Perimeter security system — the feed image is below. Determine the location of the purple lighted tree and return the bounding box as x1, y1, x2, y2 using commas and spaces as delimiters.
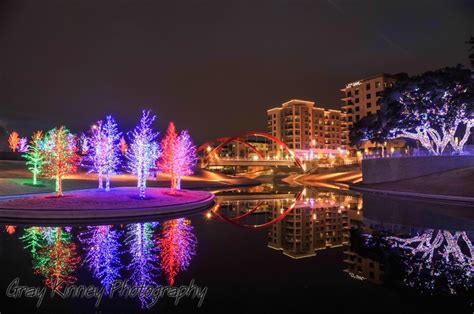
87, 116, 122, 191
174, 130, 197, 190
126, 223, 159, 308
126, 110, 160, 199
79, 225, 123, 293
18, 137, 29, 153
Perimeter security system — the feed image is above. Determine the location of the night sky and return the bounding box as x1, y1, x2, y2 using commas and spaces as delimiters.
0, 0, 473, 145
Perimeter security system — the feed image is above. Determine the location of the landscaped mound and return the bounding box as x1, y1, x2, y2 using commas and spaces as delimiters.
0, 187, 214, 219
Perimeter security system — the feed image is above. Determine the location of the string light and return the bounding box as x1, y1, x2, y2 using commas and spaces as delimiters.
126, 110, 160, 199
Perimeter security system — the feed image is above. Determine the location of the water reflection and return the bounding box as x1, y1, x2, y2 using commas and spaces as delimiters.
79, 225, 123, 293
28, 227, 81, 291
210, 184, 473, 296
9, 220, 199, 309
126, 223, 160, 307
1, 183, 473, 311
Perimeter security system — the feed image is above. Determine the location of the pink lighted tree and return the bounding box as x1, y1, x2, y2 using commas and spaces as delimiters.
157, 123, 196, 194
157, 122, 179, 193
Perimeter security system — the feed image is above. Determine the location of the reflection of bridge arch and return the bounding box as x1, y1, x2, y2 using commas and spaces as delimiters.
210, 192, 303, 229
198, 131, 303, 169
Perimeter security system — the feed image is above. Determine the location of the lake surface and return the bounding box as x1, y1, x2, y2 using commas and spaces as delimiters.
0, 183, 472, 313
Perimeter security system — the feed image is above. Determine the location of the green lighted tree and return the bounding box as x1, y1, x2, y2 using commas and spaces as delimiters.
20, 227, 46, 257
23, 131, 45, 185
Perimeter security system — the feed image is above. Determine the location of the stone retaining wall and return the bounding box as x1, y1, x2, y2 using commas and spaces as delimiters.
362, 155, 474, 184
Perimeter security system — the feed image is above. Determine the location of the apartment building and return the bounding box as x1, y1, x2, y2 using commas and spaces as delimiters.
341, 73, 402, 127
266, 99, 349, 157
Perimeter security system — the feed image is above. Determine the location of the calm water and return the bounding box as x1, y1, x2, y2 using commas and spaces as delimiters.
0, 184, 473, 314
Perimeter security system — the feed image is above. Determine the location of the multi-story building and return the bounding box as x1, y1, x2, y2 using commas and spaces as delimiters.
266, 99, 349, 158
267, 190, 360, 259
341, 73, 408, 152
343, 251, 385, 284
341, 73, 401, 127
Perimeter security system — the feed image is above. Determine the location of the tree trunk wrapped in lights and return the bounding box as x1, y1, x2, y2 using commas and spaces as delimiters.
42, 127, 81, 197
126, 110, 160, 199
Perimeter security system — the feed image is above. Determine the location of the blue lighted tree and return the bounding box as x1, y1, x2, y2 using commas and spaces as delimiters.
126, 223, 159, 308
126, 110, 160, 199
79, 225, 123, 293
87, 116, 122, 191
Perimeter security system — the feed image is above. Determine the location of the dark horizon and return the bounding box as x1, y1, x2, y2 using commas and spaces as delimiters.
0, 0, 473, 144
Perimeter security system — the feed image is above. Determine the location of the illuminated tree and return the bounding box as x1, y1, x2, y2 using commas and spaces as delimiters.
126, 110, 160, 199
157, 123, 196, 193
126, 223, 159, 308
157, 218, 197, 285
5, 225, 16, 235
175, 130, 196, 190
353, 66, 474, 155
20, 227, 45, 257
79, 133, 90, 155
42, 126, 81, 196
386, 230, 473, 294
80, 225, 123, 293
34, 227, 81, 291
157, 122, 179, 193
87, 116, 122, 191
8, 131, 20, 152
23, 131, 45, 185
18, 137, 29, 152
119, 136, 128, 155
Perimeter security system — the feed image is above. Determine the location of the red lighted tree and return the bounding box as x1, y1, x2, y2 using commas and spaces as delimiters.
8, 131, 20, 152
157, 123, 196, 193
5, 225, 17, 235
157, 122, 179, 193
157, 219, 197, 285
42, 127, 81, 196
34, 228, 81, 291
